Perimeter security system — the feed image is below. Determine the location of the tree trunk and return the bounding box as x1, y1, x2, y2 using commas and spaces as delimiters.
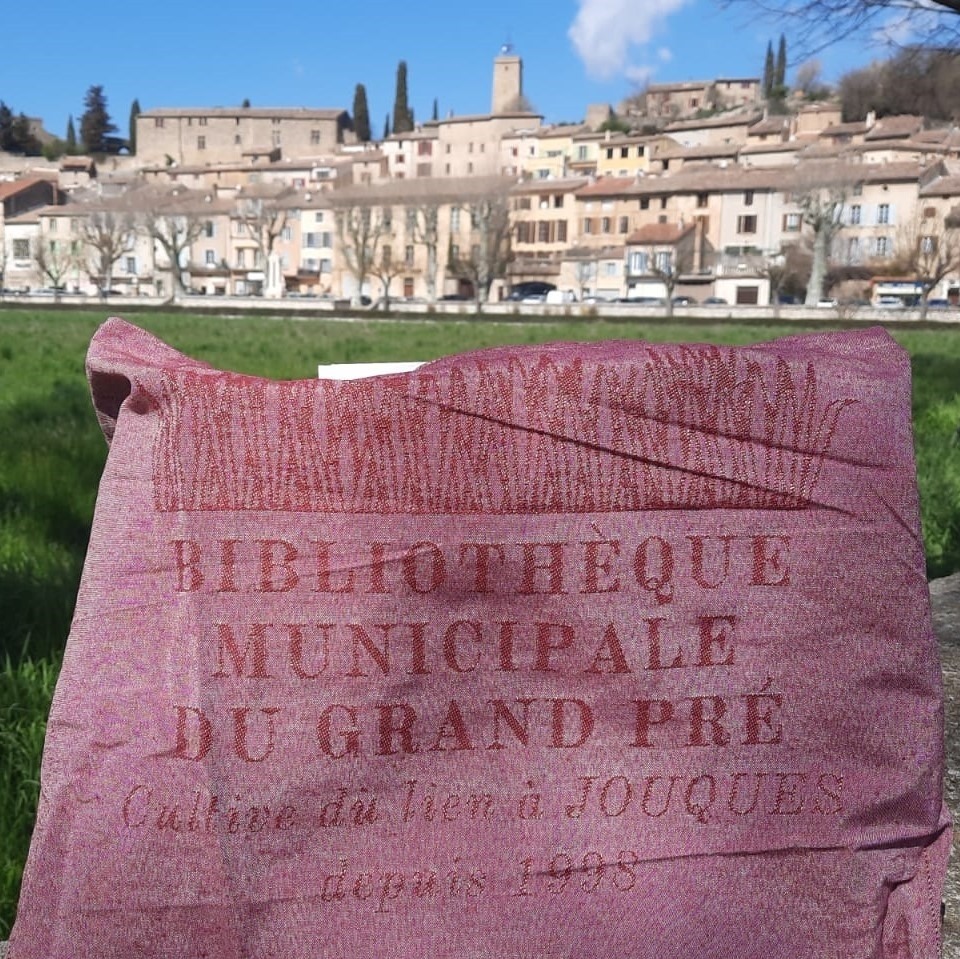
425, 245, 437, 303
805, 228, 829, 306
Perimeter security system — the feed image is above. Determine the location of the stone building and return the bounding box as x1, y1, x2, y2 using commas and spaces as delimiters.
134, 107, 352, 167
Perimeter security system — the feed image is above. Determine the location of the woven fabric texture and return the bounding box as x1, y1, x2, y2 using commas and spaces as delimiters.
9, 319, 950, 958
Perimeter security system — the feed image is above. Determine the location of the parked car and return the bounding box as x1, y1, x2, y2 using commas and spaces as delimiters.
507, 281, 556, 301
816, 298, 838, 308
702, 296, 728, 306
617, 296, 665, 305
440, 293, 471, 301
927, 298, 952, 309
875, 296, 906, 310
671, 295, 697, 306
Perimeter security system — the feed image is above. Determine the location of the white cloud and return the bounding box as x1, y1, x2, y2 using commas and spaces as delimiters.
568, 0, 690, 80
657, 47, 673, 63
625, 64, 654, 86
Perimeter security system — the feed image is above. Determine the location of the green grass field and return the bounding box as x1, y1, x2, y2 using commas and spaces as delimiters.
1, 307, 959, 935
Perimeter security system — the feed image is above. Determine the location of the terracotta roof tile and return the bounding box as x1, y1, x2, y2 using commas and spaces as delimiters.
0, 177, 54, 200
142, 107, 347, 120
625, 222, 696, 244
820, 120, 869, 137
864, 115, 923, 141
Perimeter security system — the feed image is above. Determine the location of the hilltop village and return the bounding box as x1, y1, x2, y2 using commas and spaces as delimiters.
2, 50, 960, 308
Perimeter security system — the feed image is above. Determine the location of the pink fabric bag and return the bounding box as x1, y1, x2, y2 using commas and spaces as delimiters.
11, 318, 950, 958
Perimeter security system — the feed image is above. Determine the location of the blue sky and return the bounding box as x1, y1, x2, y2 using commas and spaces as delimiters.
3, 0, 881, 139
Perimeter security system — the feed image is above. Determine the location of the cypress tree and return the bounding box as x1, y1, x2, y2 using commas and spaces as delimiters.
0, 103, 12, 152
775, 34, 787, 91
392, 60, 413, 134
763, 42, 775, 98
383, 113, 391, 140
353, 83, 371, 142
66, 115, 77, 151
242, 98, 251, 108
79, 85, 117, 153
432, 98, 439, 121
128, 98, 141, 154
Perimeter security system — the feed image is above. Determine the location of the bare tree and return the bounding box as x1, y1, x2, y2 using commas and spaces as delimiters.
234, 186, 293, 273
651, 254, 681, 317
83, 210, 135, 297
573, 256, 596, 300
898, 211, 960, 319
627, 224, 697, 316
839, 47, 960, 122
409, 202, 440, 303
33, 238, 75, 297
793, 59, 828, 99
789, 167, 853, 305
449, 191, 513, 310
132, 190, 206, 300
761, 254, 790, 317
719, 0, 960, 54
334, 203, 389, 307
369, 236, 407, 310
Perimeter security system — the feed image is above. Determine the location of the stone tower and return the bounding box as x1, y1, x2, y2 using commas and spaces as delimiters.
491, 44, 523, 115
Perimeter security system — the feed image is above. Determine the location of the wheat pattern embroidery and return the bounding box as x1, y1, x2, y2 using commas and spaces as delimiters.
151, 345, 855, 514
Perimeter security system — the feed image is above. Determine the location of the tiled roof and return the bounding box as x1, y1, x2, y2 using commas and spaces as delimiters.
59, 157, 96, 171
564, 244, 626, 259
326, 174, 518, 206
864, 115, 923, 141
142, 107, 347, 119
664, 110, 763, 132
576, 176, 638, 197
0, 177, 54, 200
535, 124, 590, 139
859, 138, 942, 154
747, 117, 789, 137
512, 177, 590, 194
740, 140, 804, 155
920, 174, 960, 197
657, 141, 742, 160
647, 81, 711, 92
626, 222, 696, 245
820, 121, 869, 137
438, 111, 541, 125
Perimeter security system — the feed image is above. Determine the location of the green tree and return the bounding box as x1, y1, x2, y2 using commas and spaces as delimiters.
0, 104, 40, 155
0, 103, 12, 150
353, 83, 371, 142
10, 114, 40, 155
432, 97, 439, 121
392, 60, 413, 134
79, 85, 117, 153
775, 34, 787, 90
128, 99, 141, 155
242, 98, 251, 108
66, 115, 77, 152
598, 115, 631, 134
383, 113, 391, 140
763, 41, 775, 97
